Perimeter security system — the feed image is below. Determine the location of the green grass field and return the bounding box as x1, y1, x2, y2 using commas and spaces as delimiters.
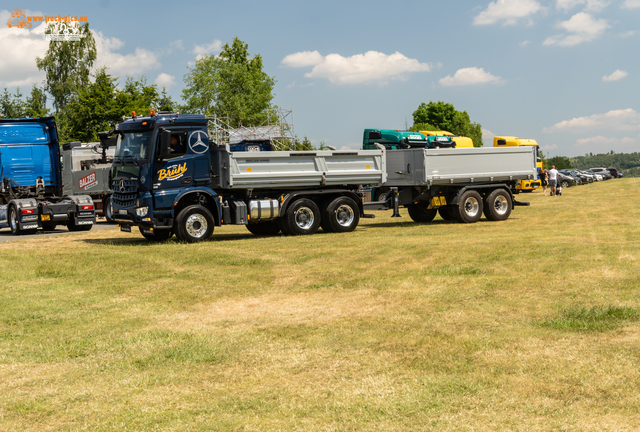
1, 178, 639, 431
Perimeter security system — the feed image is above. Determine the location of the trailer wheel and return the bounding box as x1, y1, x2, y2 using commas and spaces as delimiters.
246, 221, 281, 236
175, 205, 214, 243
407, 201, 437, 223
455, 190, 483, 223
281, 198, 320, 235
139, 227, 173, 241
41, 221, 58, 231
67, 220, 92, 232
438, 205, 456, 221
322, 196, 360, 233
483, 189, 512, 221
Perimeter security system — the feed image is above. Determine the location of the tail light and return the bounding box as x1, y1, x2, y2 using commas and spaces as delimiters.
20, 209, 34, 215
82, 205, 94, 210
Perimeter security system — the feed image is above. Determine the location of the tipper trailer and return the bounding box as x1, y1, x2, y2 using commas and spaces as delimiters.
110, 112, 537, 242
0, 117, 96, 234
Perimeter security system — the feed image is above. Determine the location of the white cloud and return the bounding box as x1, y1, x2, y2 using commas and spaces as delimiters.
574, 135, 636, 147
473, 0, 543, 25
154, 73, 175, 89
620, 30, 636, 37
439, 67, 503, 87
520, 40, 531, 46
193, 40, 222, 55
622, 0, 640, 8
555, 0, 610, 12
482, 128, 495, 145
602, 70, 628, 82
92, 30, 160, 75
543, 12, 609, 46
281, 50, 431, 85
0, 10, 48, 87
544, 108, 640, 132
281, 50, 324, 68
170, 39, 184, 50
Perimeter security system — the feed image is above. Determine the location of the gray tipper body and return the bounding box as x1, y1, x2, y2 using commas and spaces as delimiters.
382, 146, 537, 187
61, 143, 114, 196
210, 146, 386, 189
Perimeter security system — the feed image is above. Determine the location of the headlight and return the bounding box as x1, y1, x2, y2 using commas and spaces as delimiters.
136, 206, 149, 217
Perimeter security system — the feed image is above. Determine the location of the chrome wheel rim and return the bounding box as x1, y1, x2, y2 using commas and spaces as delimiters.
294, 207, 314, 230
464, 197, 480, 217
494, 195, 509, 216
335, 205, 355, 227
10, 209, 16, 231
186, 214, 207, 238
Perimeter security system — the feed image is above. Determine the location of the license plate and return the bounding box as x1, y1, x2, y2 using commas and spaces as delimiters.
119, 209, 127, 215
120, 225, 132, 232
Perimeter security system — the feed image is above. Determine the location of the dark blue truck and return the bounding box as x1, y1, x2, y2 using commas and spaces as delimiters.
0, 117, 96, 234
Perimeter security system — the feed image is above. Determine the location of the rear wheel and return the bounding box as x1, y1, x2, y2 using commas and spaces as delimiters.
407, 201, 437, 223
246, 221, 281, 236
175, 205, 214, 243
483, 189, 512, 221
280, 198, 321, 235
454, 190, 483, 223
104, 197, 114, 222
139, 227, 173, 241
321, 196, 360, 233
561, 180, 570, 188
8, 206, 36, 235
438, 205, 456, 221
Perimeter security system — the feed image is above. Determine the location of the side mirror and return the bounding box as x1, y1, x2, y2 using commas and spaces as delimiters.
159, 130, 171, 158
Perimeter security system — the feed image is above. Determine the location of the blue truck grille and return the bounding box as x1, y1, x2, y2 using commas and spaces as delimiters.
111, 180, 137, 208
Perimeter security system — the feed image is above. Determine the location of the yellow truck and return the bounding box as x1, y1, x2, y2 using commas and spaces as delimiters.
493, 136, 542, 191
420, 131, 474, 148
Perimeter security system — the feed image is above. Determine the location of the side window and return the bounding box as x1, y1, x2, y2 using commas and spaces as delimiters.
159, 131, 188, 159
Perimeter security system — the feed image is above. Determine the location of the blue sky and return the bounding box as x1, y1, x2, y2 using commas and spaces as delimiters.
1, 0, 639, 157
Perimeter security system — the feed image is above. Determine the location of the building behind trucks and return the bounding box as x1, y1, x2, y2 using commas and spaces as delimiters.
493, 136, 543, 192
61, 132, 117, 220
109, 112, 536, 242
0, 117, 96, 234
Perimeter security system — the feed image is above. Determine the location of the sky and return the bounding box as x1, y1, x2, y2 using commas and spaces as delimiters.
1, 0, 639, 157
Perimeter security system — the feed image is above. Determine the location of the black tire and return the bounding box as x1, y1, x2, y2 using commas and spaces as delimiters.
321, 196, 360, 233
374, 188, 388, 202
246, 221, 281, 236
41, 221, 58, 231
483, 189, 512, 221
9, 206, 20, 235
438, 205, 456, 221
67, 220, 92, 231
104, 197, 114, 223
174, 205, 214, 243
561, 180, 570, 188
407, 201, 437, 223
454, 190, 483, 223
139, 227, 173, 241
280, 198, 321, 236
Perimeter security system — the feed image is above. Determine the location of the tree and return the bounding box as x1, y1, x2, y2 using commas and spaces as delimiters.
36, 22, 96, 113
546, 156, 572, 170
412, 101, 483, 147
157, 87, 175, 112
25, 85, 49, 118
181, 37, 276, 127
64, 68, 159, 142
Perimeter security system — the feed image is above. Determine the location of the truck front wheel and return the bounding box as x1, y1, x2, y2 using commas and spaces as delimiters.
321, 196, 360, 233
280, 198, 320, 235
454, 190, 483, 223
407, 202, 437, 223
483, 189, 512, 221
139, 227, 173, 241
175, 205, 214, 243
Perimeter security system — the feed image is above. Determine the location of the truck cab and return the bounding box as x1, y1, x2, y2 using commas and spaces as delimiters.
110, 112, 222, 241
493, 136, 543, 191
362, 129, 456, 150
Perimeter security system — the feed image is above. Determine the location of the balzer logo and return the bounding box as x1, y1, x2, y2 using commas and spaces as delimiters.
158, 163, 187, 181
79, 172, 97, 190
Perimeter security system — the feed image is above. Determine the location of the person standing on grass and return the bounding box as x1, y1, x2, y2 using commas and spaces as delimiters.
540, 169, 549, 196
549, 165, 559, 196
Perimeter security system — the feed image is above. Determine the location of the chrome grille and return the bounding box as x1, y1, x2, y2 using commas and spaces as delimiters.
111, 179, 138, 208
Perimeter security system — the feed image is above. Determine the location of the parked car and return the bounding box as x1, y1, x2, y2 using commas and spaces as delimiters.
557, 172, 578, 188
575, 170, 595, 183
560, 169, 585, 185
589, 167, 612, 180
606, 167, 620, 178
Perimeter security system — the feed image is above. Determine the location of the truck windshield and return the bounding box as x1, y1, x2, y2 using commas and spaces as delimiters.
114, 131, 152, 163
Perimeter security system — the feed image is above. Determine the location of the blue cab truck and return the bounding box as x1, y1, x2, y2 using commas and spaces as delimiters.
109, 112, 386, 242
0, 117, 96, 234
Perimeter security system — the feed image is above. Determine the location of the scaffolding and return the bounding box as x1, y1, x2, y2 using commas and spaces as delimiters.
207, 108, 296, 151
